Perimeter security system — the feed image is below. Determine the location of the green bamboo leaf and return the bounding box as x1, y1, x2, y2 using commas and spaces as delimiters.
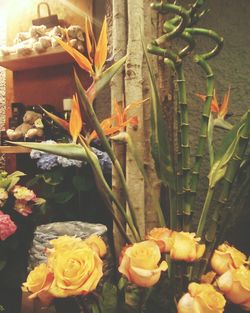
41, 169, 64, 186
0, 178, 11, 189
8, 171, 26, 178
142, 37, 176, 190
208, 122, 245, 188
7, 177, 21, 191
7, 142, 88, 161
213, 113, 247, 162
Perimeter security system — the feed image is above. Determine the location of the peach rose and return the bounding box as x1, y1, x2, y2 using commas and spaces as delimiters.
22, 263, 54, 305
217, 265, 250, 310
146, 227, 173, 252
118, 240, 168, 288
49, 243, 103, 297
211, 243, 247, 275
169, 231, 205, 262
177, 282, 226, 313
84, 235, 107, 257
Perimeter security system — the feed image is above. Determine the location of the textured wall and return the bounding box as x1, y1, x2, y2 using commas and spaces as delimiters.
175, 0, 250, 218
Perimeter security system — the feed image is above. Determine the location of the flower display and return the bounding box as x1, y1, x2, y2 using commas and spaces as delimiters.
169, 232, 205, 262
211, 243, 247, 275
23, 235, 106, 303
118, 240, 168, 287
147, 228, 205, 262
146, 227, 173, 253
0, 210, 17, 240
177, 282, 226, 313
217, 265, 250, 310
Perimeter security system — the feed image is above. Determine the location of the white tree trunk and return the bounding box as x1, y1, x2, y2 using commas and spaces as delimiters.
125, 0, 145, 237
111, 0, 127, 256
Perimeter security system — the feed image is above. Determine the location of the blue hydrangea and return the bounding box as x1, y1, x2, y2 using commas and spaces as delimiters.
36, 154, 59, 170
57, 156, 83, 168
91, 147, 112, 176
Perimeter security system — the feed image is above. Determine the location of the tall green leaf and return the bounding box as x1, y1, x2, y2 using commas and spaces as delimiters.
208, 114, 247, 188
142, 38, 176, 190
8, 142, 88, 161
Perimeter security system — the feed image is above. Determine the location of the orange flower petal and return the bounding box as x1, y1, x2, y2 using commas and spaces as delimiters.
69, 94, 82, 143
94, 16, 108, 74
85, 17, 95, 62
219, 86, 230, 119
42, 108, 69, 131
57, 37, 93, 74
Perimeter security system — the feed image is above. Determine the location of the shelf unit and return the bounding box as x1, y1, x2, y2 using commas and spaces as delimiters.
0, 46, 74, 71
0, 146, 31, 154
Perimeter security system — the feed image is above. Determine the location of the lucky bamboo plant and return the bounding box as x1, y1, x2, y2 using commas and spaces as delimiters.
12, 1, 250, 312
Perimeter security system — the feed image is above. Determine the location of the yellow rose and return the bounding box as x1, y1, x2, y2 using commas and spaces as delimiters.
169, 231, 205, 262
84, 235, 107, 257
217, 265, 250, 310
49, 243, 103, 297
146, 227, 173, 253
177, 282, 226, 313
118, 240, 168, 288
211, 243, 247, 275
22, 263, 54, 305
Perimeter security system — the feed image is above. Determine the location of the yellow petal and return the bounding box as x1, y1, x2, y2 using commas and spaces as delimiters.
85, 17, 95, 62
94, 16, 107, 74
69, 94, 82, 143
57, 37, 93, 74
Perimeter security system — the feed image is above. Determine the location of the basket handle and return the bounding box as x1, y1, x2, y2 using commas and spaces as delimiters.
37, 2, 51, 18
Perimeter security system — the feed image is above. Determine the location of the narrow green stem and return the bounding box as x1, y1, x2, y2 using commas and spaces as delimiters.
196, 187, 214, 238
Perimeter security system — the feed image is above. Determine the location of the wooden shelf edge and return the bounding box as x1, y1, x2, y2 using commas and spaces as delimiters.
0, 146, 31, 154
0, 46, 74, 71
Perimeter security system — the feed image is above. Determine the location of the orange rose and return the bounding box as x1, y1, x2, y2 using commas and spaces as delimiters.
177, 282, 226, 313
169, 231, 205, 262
49, 243, 103, 297
22, 263, 54, 305
84, 235, 107, 257
211, 243, 247, 275
217, 265, 250, 310
118, 240, 168, 288
146, 227, 173, 252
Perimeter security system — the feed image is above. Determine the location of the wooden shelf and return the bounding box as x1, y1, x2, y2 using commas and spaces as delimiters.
0, 146, 31, 154
0, 46, 74, 71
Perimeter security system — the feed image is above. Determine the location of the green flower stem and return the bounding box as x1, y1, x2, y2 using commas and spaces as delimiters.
79, 136, 138, 243
75, 73, 142, 240
196, 187, 215, 238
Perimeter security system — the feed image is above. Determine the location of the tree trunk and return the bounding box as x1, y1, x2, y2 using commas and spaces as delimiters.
111, 0, 127, 256
125, 0, 145, 237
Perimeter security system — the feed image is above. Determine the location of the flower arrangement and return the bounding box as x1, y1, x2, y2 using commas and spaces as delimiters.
23, 235, 106, 301
12, 0, 250, 312
0, 170, 45, 285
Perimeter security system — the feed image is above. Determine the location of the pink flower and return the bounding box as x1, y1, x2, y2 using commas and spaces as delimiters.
14, 200, 33, 216
12, 185, 36, 201
0, 210, 17, 240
